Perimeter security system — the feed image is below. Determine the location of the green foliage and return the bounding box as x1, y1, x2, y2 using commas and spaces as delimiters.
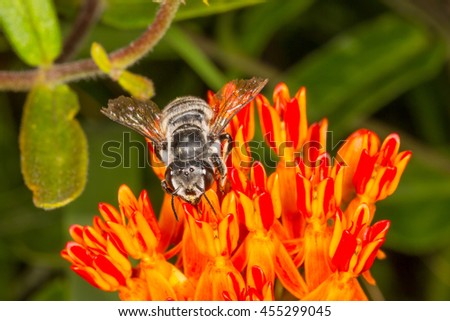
165, 27, 227, 90
0, 0, 61, 66
91, 42, 155, 99
285, 14, 446, 131
101, 0, 266, 29
239, 0, 315, 55
19, 85, 88, 209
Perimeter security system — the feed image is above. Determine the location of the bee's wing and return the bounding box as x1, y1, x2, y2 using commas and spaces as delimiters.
209, 77, 268, 137
101, 96, 165, 145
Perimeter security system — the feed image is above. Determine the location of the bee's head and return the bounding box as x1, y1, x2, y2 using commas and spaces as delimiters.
164, 160, 214, 204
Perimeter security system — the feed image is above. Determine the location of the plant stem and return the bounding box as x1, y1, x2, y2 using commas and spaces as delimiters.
57, 0, 105, 63
0, 0, 181, 92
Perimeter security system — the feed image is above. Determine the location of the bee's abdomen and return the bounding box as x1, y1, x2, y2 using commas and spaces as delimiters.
161, 96, 213, 132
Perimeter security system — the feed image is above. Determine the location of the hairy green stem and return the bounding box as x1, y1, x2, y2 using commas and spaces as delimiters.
57, 0, 105, 63
0, 0, 181, 92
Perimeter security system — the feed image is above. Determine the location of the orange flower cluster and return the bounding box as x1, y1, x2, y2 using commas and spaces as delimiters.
62, 83, 411, 300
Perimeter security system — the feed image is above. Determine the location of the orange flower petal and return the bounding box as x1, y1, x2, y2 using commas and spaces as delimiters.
302, 273, 368, 300
131, 211, 158, 256
181, 226, 209, 281
83, 226, 106, 252
157, 193, 183, 253
98, 202, 122, 224
144, 268, 178, 300
93, 254, 127, 287
138, 189, 161, 241
246, 236, 276, 289
195, 261, 245, 300
257, 96, 283, 154
294, 86, 308, 147
118, 184, 139, 219
229, 167, 248, 194
303, 224, 333, 289
385, 150, 412, 196
267, 172, 282, 219
119, 278, 150, 300
218, 214, 238, 256
231, 126, 253, 171
237, 192, 256, 231
65, 242, 93, 266
231, 237, 249, 272
72, 266, 114, 291
106, 221, 140, 258
106, 236, 132, 274
273, 237, 308, 299
68, 225, 84, 245
250, 161, 267, 193
296, 173, 312, 218
255, 192, 275, 231
185, 211, 217, 257
273, 82, 290, 113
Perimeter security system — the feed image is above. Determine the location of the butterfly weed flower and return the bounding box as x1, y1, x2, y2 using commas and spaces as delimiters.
182, 190, 245, 300
62, 80, 411, 301
303, 204, 390, 300
61, 185, 194, 300
295, 154, 343, 289
256, 84, 328, 241
338, 130, 412, 221
229, 162, 308, 299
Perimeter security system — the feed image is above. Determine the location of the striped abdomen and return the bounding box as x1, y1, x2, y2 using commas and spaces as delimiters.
161, 96, 213, 164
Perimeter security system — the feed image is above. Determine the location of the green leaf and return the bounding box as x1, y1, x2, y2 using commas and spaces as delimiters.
100, 0, 157, 30
0, 0, 62, 66
285, 14, 446, 128
101, 0, 265, 30
239, 0, 315, 55
176, 0, 266, 21
19, 85, 88, 209
332, 42, 446, 133
408, 80, 450, 146
425, 248, 450, 300
165, 27, 227, 90
91, 42, 112, 74
117, 71, 155, 100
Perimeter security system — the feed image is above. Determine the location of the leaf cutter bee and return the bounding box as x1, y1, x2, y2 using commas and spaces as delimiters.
101, 77, 268, 219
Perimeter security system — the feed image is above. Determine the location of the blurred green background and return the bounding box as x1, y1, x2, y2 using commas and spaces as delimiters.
0, 0, 449, 300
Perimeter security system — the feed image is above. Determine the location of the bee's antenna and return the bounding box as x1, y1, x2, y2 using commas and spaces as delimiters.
171, 187, 181, 221
201, 190, 218, 217
171, 194, 179, 221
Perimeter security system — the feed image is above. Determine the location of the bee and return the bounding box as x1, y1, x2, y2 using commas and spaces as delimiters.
101, 77, 268, 219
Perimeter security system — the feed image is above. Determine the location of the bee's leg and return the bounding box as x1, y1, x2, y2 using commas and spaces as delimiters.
161, 180, 179, 221
171, 194, 179, 221
219, 133, 233, 160
161, 179, 172, 193
210, 153, 228, 190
